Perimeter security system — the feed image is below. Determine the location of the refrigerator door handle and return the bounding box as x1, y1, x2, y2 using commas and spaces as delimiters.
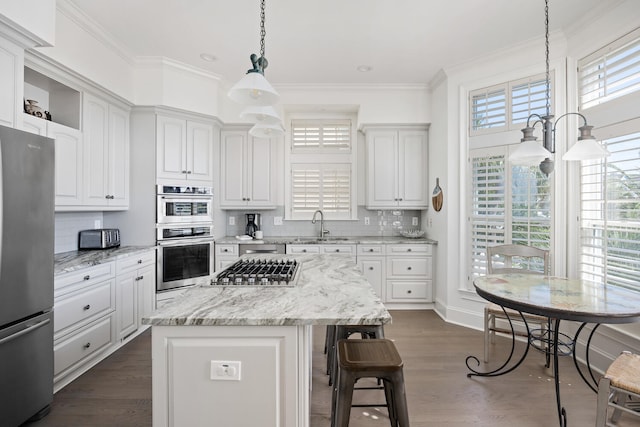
0, 318, 50, 345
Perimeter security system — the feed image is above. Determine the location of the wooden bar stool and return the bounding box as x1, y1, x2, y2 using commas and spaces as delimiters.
331, 338, 409, 427
327, 325, 385, 386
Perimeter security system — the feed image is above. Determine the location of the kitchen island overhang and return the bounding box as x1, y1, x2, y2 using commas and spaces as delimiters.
143, 254, 391, 427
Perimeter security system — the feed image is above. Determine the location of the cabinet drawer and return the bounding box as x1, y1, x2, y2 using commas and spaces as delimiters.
320, 244, 356, 255
54, 280, 115, 336
387, 244, 432, 255
55, 262, 115, 294
357, 244, 385, 256
216, 244, 238, 256
54, 315, 114, 376
286, 245, 320, 254
116, 250, 156, 274
387, 257, 431, 278
389, 280, 432, 300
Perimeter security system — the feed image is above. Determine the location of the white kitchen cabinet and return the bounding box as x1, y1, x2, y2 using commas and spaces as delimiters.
385, 243, 433, 303
115, 250, 156, 341
156, 115, 214, 183
53, 262, 116, 391
82, 93, 130, 209
220, 126, 276, 209
363, 124, 429, 209
286, 244, 320, 255
356, 244, 386, 300
215, 243, 239, 272
23, 115, 84, 208
0, 37, 23, 128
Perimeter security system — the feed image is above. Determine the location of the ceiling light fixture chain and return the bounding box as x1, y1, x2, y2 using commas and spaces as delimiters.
260, 0, 266, 60
544, 0, 550, 118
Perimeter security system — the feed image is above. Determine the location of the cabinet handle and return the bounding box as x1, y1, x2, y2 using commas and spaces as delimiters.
302, 249, 307, 253
368, 267, 374, 270
399, 198, 403, 201
246, 198, 250, 201
335, 249, 340, 252
223, 249, 229, 252
407, 266, 412, 270
187, 171, 192, 174
84, 342, 91, 349
407, 290, 412, 294
83, 304, 91, 310
368, 249, 374, 252
181, 170, 187, 174
83, 275, 90, 281
138, 259, 143, 264
136, 275, 144, 281
407, 248, 412, 252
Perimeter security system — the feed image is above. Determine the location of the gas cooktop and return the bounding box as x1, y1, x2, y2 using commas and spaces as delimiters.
210, 258, 301, 287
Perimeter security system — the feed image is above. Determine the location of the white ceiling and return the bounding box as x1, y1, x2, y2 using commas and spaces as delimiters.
67, 0, 609, 86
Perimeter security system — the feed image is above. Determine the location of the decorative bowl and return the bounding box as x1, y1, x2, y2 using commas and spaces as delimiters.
400, 229, 425, 238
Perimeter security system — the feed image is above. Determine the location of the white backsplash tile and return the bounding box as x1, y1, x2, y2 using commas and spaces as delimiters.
55, 212, 104, 253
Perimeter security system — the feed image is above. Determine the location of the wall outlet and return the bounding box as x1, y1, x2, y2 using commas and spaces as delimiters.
412, 217, 418, 226
94, 219, 101, 229
364, 217, 370, 225
210, 360, 242, 381
274, 216, 283, 226
229, 216, 235, 226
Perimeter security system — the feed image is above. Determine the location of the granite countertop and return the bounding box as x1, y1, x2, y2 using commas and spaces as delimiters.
143, 253, 391, 327
215, 235, 438, 245
54, 245, 157, 275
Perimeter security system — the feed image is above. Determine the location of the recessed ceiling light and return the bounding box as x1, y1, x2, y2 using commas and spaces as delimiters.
200, 53, 217, 62
357, 65, 373, 72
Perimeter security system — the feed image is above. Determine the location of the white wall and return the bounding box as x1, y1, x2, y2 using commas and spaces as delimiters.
0, 0, 55, 46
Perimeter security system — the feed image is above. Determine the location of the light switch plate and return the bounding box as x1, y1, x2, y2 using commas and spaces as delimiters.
274, 216, 283, 225
412, 217, 418, 226
229, 216, 235, 226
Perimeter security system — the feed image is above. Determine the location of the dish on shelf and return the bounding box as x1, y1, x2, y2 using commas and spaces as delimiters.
400, 229, 425, 238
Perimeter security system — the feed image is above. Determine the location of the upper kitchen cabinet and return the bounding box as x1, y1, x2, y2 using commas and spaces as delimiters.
363, 124, 429, 209
83, 93, 130, 209
156, 115, 214, 184
220, 126, 276, 209
0, 37, 23, 128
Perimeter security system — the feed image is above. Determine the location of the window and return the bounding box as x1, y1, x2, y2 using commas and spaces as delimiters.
578, 132, 640, 291
579, 28, 640, 109
469, 73, 551, 136
468, 147, 552, 284
287, 118, 357, 220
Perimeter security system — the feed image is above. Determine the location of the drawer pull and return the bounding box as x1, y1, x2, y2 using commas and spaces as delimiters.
136, 275, 144, 281
302, 249, 307, 253
83, 304, 91, 311
407, 266, 412, 270
407, 248, 412, 252
407, 290, 412, 294
368, 267, 374, 270
83, 275, 90, 281
138, 259, 143, 264
368, 248, 374, 252
335, 249, 340, 252
223, 249, 229, 252
83, 342, 91, 349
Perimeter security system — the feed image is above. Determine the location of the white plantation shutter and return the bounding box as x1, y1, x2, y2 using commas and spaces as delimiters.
579, 29, 640, 109
291, 120, 351, 152
510, 76, 549, 124
291, 164, 351, 218
468, 147, 552, 285
579, 131, 640, 291
288, 118, 356, 220
470, 86, 506, 133
470, 150, 506, 278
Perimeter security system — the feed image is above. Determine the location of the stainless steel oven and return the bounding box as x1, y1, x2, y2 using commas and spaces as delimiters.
157, 184, 213, 224
157, 228, 215, 292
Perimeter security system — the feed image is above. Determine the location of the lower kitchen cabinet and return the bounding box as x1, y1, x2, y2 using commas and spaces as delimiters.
356, 244, 386, 300
385, 244, 433, 303
215, 243, 239, 272
53, 248, 156, 392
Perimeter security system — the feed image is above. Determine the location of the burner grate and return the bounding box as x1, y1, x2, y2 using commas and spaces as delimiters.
210, 258, 301, 287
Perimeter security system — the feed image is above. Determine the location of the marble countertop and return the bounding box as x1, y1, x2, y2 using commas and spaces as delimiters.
54, 245, 157, 275
143, 253, 391, 327
215, 235, 437, 245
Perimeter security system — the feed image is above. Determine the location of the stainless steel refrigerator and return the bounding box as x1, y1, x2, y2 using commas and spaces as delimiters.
0, 125, 55, 426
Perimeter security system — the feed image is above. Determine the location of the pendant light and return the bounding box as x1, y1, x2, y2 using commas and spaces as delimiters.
228, 0, 279, 106
249, 122, 285, 138
239, 105, 282, 124
509, 0, 609, 175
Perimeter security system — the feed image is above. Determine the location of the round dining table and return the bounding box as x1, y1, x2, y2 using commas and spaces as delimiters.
467, 273, 640, 427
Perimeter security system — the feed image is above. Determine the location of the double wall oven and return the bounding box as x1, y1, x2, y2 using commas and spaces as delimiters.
156, 185, 214, 292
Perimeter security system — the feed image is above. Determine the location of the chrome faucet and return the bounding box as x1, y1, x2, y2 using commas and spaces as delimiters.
311, 209, 330, 239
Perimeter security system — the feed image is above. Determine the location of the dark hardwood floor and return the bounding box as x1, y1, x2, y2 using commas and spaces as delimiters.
27, 310, 635, 426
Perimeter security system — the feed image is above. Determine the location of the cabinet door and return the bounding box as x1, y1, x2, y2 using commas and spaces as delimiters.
49, 122, 83, 207
116, 271, 138, 340
22, 114, 47, 135
0, 38, 22, 128
247, 136, 274, 207
358, 258, 385, 300
398, 130, 428, 208
108, 104, 130, 207
83, 93, 109, 206
366, 131, 398, 208
186, 121, 214, 182
157, 116, 187, 180
136, 264, 156, 324
220, 130, 247, 207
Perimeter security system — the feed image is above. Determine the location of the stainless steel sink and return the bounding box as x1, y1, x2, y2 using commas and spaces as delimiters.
318, 237, 350, 241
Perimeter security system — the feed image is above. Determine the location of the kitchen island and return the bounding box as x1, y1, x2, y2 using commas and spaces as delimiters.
143, 254, 391, 427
